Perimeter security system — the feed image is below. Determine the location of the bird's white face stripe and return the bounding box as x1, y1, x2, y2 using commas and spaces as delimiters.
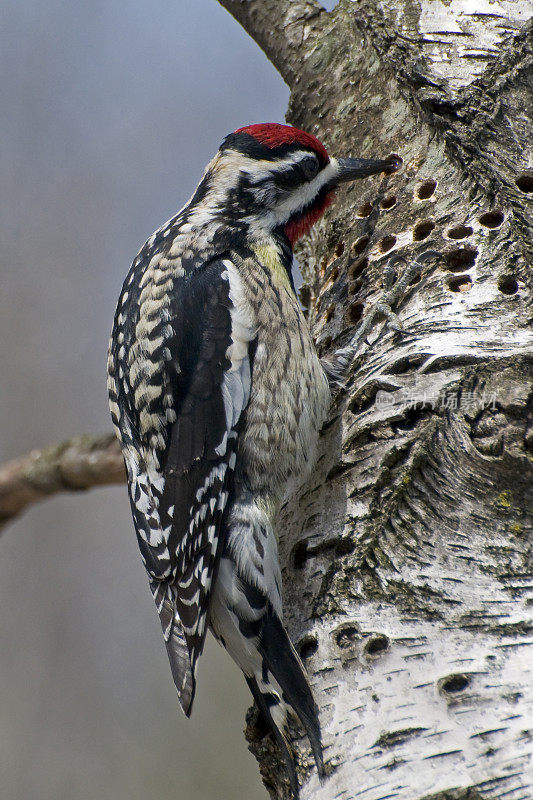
217, 148, 340, 219
266, 157, 338, 223
152, 150, 342, 247
241, 150, 324, 184
242, 158, 339, 237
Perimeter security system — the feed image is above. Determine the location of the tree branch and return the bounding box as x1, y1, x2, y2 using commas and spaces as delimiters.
217, 0, 327, 86
0, 433, 125, 532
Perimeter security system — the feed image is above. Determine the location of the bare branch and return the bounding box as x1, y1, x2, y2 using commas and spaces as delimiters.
217, 0, 327, 86
0, 433, 125, 532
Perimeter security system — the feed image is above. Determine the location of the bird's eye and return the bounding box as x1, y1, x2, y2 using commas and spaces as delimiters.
300, 155, 320, 180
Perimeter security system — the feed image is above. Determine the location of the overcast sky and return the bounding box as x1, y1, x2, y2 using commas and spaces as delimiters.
0, 2, 291, 798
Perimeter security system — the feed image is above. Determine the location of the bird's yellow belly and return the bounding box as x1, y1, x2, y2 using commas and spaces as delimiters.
236, 252, 330, 500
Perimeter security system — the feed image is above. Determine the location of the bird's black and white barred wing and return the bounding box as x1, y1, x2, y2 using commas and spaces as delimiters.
108, 248, 256, 714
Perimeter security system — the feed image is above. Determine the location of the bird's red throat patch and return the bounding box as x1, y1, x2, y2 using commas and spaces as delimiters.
284, 193, 334, 245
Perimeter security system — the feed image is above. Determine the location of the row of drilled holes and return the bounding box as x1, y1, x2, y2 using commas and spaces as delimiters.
319, 183, 517, 322
348, 218, 518, 296
343, 247, 517, 324
361, 171, 533, 216
356, 185, 434, 216
298, 630, 474, 698
355, 178, 440, 217
298, 628, 391, 661
354, 213, 504, 255
353, 220, 504, 265
442, 245, 518, 294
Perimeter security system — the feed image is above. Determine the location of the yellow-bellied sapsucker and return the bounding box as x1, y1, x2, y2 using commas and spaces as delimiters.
108, 124, 397, 797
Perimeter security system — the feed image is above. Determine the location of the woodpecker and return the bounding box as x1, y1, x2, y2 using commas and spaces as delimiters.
108, 123, 397, 796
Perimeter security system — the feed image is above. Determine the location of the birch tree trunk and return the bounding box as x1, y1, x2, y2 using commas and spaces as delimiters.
218, 2, 533, 798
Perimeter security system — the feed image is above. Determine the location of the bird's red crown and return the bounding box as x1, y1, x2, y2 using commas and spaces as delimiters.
235, 123, 329, 165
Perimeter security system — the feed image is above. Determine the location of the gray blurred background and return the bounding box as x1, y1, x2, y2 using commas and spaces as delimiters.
0, 2, 290, 798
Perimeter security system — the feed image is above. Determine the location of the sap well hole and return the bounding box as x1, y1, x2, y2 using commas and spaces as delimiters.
498, 275, 518, 295
380, 195, 397, 211
478, 210, 504, 228
346, 302, 364, 324
292, 540, 308, 570
441, 673, 471, 694
445, 246, 478, 271
413, 219, 435, 241
364, 634, 390, 656
385, 153, 403, 173
334, 624, 360, 649
447, 224, 473, 240
348, 257, 368, 281
448, 275, 472, 293
352, 235, 370, 256
416, 179, 437, 200
515, 172, 533, 193
298, 635, 319, 661
378, 234, 396, 253
357, 201, 374, 217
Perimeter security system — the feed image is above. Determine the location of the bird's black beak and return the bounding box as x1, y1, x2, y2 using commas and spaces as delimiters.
333, 156, 400, 185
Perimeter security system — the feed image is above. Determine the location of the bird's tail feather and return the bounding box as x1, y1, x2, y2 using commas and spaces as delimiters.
209, 556, 323, 794
246, 675, 301, 799
151, 578, 196, 715
164, 622, 195, 716
258, 605, 324, 779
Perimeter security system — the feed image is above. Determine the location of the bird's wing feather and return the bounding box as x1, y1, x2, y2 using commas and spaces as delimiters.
108, 246, 256, 713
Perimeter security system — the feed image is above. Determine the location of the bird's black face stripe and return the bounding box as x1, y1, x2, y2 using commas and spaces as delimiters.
220, 131, 328, 167
271, 155, 320, 191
